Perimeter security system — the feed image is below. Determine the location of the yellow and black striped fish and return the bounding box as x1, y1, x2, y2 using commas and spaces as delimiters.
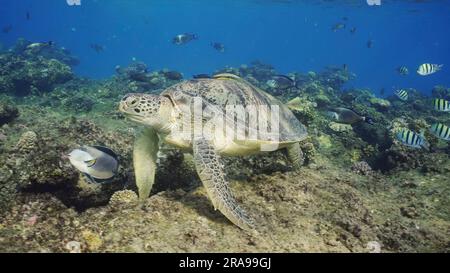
430, 123, 450, 141
433, 98, 450, 112
394, 89, 408, 101
417, 63, 443, 76
396, 129, 428, 149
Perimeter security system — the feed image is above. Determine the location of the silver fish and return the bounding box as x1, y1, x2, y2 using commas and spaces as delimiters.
68, 145, 119, 183
327, 107, 374, 125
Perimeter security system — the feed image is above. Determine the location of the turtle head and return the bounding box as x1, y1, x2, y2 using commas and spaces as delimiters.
119, 93, 172, 131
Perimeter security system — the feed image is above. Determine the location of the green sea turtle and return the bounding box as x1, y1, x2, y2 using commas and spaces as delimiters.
118, 74, 307, 231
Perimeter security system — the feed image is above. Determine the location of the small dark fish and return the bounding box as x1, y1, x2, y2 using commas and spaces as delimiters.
350, 27, 357, 34
367, 39, 373, 48
193, 74, 211, 79
332, 23, 346, 32
266, 75, 297, 90
397, 66, 409, 75
90, 43, 104, 53
211, 42, 225, 53
26, 12, 31, 20
163, 70, 183, 81
172, 33, 198, 45
343, 64, 348, 71
2, 25, 12, 33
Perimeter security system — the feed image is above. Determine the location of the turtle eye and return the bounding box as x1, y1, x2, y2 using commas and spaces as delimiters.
125, 97, 139, 107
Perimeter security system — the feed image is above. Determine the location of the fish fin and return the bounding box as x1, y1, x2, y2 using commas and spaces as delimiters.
91, 145, 119, 160
276, 75, 295, 82
83, 173, 113, 184
83, 173, 97, 184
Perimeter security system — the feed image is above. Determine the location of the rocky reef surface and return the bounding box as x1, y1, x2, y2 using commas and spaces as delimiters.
0, 41, 449, 253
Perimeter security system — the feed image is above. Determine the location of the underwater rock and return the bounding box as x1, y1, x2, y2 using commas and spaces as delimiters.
0, 101, 19, 125
369, 97, 391, 111
351, 161, 373, 176
287, 96, 318, 125
62, 95, 95, 112
328, 122, 352, 133
431, 85, 450, 100
81, 229, 103, 251
15, 131, 39, 152
400, 206, 419, 219
116, 62, 149, 81
0, 117, 134, 210
162, 70, 183, 81
10, 39, 79, 67
109, 190, 138, 207
0, 54, 73, 96
237, 60, 276, 82
115, 62, 175, 93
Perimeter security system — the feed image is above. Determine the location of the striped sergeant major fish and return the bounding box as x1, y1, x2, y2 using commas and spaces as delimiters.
396, 129, 429, 149
433, 98, 450, 112
397, 66, 409, 75
429, 123, 450, 141
394, 89, 408, 101
417, 63, 443, 76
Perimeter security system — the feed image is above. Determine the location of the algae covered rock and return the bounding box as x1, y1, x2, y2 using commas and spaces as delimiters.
109, 190, 138, 207
431, 85, 450, 100
0, 54, 73, 96
0, 101, 19, 126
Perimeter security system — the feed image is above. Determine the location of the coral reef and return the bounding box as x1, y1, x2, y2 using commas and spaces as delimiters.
351, 161, 374, 176
0, 100, 19, 125
0, 53, 73, 96
115, 62, 183, 93
0, 47, 449, 253
11, 38, 80, 67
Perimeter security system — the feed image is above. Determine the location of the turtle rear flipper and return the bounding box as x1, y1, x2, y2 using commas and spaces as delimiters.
286, 142, 304, 171
193, 138, 256, 232
134, 127, 159, 200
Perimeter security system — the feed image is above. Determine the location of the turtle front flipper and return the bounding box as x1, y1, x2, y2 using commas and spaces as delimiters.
286, 142, 304, 171
193, 138, 256, 231
133, 127, 159, 201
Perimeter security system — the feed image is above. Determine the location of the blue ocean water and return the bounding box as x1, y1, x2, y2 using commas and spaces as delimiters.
1, 0, 449, 96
